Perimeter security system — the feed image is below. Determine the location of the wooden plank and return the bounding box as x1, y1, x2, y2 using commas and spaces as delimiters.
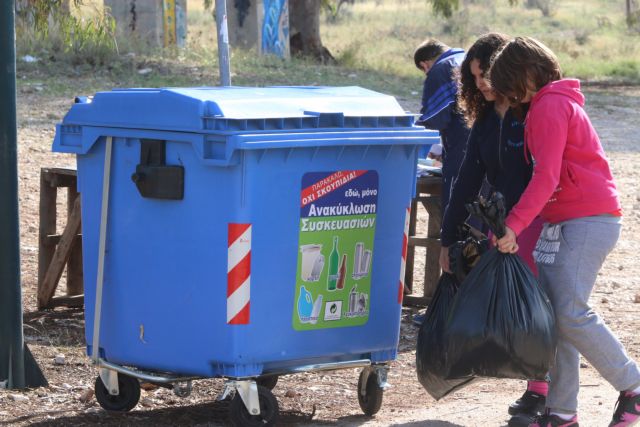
402, 175, 444, 307
423, 234, 441, 299
42, 167, 77, 177
66, 187, 83, 296
404, 198, 419, 294
45, 234, 82, 246
403, 295, 431, 307
42, 168, 77, 188
38, 169, 57, 292
408, 236, 442, 247
424, 189, 442, 299
51, 294, 84, 308
38, 197, 82, 309
423, 199, 442, 236
415, 195, 440, 205
416, 175, 442, 196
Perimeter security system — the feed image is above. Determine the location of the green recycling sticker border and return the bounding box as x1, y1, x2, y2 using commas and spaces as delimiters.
293, 170, 379, 331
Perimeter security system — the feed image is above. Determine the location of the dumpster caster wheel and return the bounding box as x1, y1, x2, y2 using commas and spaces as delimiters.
358, 369, 383, 416
95, 374, 141, 412
256, 375, 278, 390
229, 385, 279, 427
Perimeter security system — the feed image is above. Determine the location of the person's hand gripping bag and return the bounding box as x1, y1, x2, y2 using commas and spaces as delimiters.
444, 193, 556, 380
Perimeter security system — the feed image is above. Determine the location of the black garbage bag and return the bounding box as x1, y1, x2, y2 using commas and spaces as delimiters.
416, 273, 475, 400
444, 192, 556, 380
465, 191, 508, 239
448, 233, 489, 283
444, 247, 556, 380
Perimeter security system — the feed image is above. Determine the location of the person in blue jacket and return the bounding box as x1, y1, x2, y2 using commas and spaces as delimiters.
411, 39, 477, 328
414, 38, 470, 212
438, 33, 547, 427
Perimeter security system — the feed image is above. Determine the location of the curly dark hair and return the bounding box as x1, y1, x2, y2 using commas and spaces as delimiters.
458, 33, 510, 126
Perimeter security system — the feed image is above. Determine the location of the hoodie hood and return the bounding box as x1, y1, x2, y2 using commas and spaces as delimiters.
531, 79, 585, 107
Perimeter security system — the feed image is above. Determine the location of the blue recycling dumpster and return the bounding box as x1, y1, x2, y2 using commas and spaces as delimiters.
53, 86, 438, 423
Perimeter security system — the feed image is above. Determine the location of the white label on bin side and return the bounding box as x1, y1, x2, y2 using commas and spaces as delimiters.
293, 171, 378, 331
323, 301, 342, 321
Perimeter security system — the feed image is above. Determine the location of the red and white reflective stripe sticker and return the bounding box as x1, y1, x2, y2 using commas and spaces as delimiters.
398, 207, 410, 304
227, 223, 251, 324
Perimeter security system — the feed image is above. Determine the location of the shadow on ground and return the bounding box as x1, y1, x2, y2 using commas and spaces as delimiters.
336, 414, 466, 427
1, 399, 336, 426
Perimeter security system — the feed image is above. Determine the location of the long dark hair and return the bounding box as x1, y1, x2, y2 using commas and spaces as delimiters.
490, 36, 562, 102
458, 33, 510, 126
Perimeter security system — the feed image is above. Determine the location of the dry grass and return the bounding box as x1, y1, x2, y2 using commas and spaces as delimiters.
320, 0, 640, 81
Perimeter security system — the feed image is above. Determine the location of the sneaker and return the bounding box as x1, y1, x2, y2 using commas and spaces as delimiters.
529, 412, 579, 427
508, 390, 546, 416
411, 313, 425, 326
508, 413, 536, 427
609, 391, 640, 427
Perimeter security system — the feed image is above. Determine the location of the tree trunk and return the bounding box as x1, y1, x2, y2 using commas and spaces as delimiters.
289, 0, 334, 63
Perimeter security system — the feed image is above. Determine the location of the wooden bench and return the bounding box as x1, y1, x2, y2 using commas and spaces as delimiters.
37, 168, 83, 309
403, 175, 442, 307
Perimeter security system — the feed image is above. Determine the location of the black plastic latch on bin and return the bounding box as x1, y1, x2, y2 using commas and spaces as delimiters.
131, 139, 184, 200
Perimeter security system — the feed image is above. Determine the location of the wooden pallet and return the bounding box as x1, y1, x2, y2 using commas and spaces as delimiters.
37, 168, 83, 309
403, 175, 442, 307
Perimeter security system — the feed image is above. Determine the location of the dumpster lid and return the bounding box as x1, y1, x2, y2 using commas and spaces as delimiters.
59, 86, 416, 133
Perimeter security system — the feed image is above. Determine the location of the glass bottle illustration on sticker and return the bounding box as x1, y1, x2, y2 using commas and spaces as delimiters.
337, 254, 347, 290
327, 236, 339, 291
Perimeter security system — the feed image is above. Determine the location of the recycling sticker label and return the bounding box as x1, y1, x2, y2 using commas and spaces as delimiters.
293, 170, 378, 331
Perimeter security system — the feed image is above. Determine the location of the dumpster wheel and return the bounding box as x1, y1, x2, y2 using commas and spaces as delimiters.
357, 368, 384, 416
229, 384, 279, 427
95, 374, 141, 412
256, 374, 279, 390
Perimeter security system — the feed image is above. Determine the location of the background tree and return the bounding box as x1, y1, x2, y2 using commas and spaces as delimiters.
289, 0, 335, 63
627, 0, 640, 28
15, 0, 74, 34
204, 0, 336, 62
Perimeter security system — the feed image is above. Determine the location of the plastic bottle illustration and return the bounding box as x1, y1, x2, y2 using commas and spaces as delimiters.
297, 286, 323, 324
353, 242, 364, 278
297, 286, 314, 321
348, 284, 358, 313
337, 254, 347, 289
327, 236, 339, 291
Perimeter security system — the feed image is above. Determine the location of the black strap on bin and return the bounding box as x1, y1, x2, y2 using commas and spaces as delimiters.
131, 139, 184, 200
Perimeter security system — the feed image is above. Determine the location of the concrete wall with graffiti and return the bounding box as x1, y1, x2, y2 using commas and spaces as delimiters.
260, 0, 290, 58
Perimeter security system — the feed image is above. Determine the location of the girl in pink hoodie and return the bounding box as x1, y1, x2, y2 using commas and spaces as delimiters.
490, 37, 640, 427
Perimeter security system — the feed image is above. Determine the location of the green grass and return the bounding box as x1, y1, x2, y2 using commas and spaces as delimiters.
321, 0, 640, 83
14, 0, 640, 100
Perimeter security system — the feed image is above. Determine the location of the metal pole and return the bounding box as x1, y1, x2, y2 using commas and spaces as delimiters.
0, 0, 46, 389
0, 0, 26, 389
215, 0, 232, 86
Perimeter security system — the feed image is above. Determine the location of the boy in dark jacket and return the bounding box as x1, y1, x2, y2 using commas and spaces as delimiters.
414, 39, 470, 212
411, 39, 471, 328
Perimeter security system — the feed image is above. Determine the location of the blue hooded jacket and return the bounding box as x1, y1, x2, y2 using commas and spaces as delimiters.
416, 48, 470, 210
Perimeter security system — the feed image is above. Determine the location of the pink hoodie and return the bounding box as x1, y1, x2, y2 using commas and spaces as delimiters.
505, 79, 621, 236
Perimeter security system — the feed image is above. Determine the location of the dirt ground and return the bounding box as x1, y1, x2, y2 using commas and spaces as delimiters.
1, 84, 639, 427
